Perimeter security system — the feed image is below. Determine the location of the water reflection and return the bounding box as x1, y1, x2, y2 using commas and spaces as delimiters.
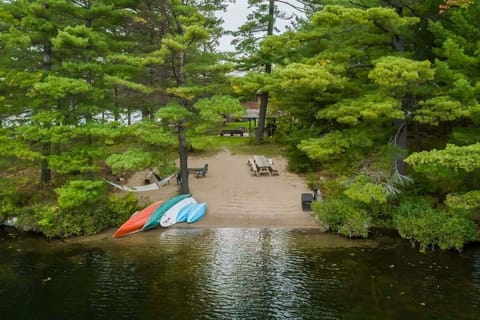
200, 229, 315, 318
1, 227, 480, 319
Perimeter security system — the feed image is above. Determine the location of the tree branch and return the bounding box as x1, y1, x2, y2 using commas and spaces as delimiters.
428, 80, 440, 88
349, 1, 370, 9
373, 21, 389, 34
171, 54, 180, 84
404, 4, 421, 17
275, 0, 307, 13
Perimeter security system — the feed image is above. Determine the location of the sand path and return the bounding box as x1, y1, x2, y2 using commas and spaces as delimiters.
126, 149, 319, 228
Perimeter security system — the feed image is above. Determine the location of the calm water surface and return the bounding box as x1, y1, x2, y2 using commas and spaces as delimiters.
1, 227, 479, 319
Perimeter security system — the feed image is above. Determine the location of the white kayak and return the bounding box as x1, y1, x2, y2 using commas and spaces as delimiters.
160, 197, 197, 227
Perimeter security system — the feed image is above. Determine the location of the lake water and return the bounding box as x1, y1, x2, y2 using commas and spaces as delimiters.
1, 227, 479, 319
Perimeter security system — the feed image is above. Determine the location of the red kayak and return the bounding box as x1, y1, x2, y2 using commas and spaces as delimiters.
113, 201, 164, 238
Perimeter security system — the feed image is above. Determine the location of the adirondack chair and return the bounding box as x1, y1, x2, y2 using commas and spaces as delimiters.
194, 163, 208, 178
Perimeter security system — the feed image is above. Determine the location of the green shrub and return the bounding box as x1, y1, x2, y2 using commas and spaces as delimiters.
317, 178, 344, 198
313, 196, 371, 238
39, 205, 86, 237
285, 146, 317, 173
393, 198, 477, 251
18, 205, 78, 238
16, 206, 42, 232
107, 193, 139, 226
16, 189, 138, 238
438, 210, 478, 250
343, 174, 388, 204
0, 195, 15, 222
0, 178, 22, 221
55, 180, 106, 209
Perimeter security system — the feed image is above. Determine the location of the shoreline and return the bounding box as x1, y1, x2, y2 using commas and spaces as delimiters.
1, 149, 322, 239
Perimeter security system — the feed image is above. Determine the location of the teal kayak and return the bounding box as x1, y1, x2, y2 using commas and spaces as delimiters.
142, 194, 191, 230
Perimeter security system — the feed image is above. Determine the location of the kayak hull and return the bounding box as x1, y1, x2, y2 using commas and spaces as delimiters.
160, 197, 197, 227
176, 203, 196, 223
187, 203, 207, 224
143, 194, 191, 230
113, 201, 163, 238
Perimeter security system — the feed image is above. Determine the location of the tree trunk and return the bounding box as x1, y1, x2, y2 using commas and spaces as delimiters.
255, 0, 275, 143
175, 45, 190, 193
40, 42, 52, 184
392, 4, 407, 175
256, 91, 269, 142
40, 142, 51, 184
394, 119, 407, 175
178, 124, 189, 194
142, 109, 150, 120
114, 86, 120, 122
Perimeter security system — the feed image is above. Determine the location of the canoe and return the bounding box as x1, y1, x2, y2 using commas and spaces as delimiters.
176, 203, 196, 223
142, 194, 191, 231
187, 203, 207, 223
160, 197, 197, 227
113, 201, 164, 238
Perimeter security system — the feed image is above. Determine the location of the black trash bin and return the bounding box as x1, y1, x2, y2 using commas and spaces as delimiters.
301, 193, 313, 211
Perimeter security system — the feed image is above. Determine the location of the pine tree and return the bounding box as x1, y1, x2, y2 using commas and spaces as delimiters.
405, 1, 480, 207
150, 0, 238, 194
231, 0, 318, 142
0, 0, 74, 184
259, 5, 420, 169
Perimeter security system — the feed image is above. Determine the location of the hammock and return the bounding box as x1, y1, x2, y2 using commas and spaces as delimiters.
103, 174, 175, 192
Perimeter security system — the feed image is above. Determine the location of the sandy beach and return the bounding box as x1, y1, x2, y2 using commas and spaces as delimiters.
125, 149, 320, 228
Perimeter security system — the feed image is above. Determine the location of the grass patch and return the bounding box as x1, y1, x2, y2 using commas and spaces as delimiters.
190, 134, 284, 157
229, 142, 284, 157
223, 121, 249, 130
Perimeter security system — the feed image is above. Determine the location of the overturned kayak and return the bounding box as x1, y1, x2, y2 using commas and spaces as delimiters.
176, 203, 196, 223
187, 203, 207, 224
113, 201, 164, 238
142, 194, 191, 231
160, 197, 197, 227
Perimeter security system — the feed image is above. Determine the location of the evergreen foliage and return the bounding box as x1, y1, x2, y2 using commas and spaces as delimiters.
393, 197, 477, 252
255, 1, 480, 250
0, 0, 233, 237
313, 196, 371, 238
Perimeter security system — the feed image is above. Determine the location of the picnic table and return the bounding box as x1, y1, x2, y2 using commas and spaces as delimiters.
247, 155, 280, 176
219, 127, 245, 136
253, 155, 272, 176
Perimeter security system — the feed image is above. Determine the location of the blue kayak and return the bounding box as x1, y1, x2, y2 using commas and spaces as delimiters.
176, 203, 196, 223
187, 203, 207, 223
